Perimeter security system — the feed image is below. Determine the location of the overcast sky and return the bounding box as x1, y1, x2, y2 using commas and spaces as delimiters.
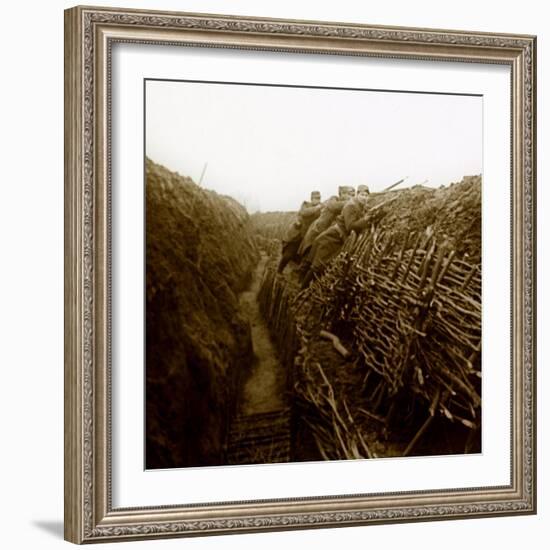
146, 80, 482, 212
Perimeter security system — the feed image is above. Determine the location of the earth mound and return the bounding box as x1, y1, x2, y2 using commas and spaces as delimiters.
146, 158, 259, 468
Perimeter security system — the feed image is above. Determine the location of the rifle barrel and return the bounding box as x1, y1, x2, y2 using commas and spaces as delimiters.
382, 177, 407, 192
368, 194, 400, 212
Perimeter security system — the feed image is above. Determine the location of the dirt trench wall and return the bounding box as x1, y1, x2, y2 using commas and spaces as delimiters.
146, 158, 259, 469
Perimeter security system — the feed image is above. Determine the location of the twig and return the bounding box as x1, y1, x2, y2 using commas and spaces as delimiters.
403, 414, 434, 457
319, 330, 351, 358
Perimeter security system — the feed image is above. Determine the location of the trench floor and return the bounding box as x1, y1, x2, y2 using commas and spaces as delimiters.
238, 254, 287, 415
227, 254, 290, 465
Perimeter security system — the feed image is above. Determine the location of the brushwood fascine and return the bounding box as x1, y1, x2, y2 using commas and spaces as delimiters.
258, 176, 482, 460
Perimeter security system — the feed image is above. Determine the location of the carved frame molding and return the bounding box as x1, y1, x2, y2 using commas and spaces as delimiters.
64, 6, 536, 544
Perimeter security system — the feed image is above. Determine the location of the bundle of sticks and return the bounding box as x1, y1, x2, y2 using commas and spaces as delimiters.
293, 226, 481, 456
294, 356, 376, 461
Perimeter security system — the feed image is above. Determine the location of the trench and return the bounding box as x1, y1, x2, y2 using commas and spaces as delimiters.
147, 160, 481, 468
226, 253, 292, 465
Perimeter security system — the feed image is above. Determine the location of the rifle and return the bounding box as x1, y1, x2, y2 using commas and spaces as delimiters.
367, 193, 400, 214
381, 176, 408, 192
359, 178, 429, 225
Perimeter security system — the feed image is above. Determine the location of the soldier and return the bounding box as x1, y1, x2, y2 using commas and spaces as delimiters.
301, 184, 370, 287
277, 191, 322, 274
344, 185, 356, 198
298, 186, 351, 274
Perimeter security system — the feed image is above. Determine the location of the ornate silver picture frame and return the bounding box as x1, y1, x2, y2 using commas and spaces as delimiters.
64, 5, 536, 544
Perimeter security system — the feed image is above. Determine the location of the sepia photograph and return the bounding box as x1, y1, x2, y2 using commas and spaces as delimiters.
62, 5, 537, 543
144, 78, 482, 470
